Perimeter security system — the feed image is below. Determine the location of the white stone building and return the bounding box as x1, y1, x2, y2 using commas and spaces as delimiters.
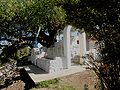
29, 25, 98, 73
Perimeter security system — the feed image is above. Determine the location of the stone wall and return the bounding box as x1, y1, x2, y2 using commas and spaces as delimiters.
45, 40, 64, 59
30, 48, 45, 65
70, 36, 80, 63
30, 44, 64, 73
36, 57, 63, 73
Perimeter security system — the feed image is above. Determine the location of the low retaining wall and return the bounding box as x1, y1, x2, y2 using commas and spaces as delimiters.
35, 57, 63, 73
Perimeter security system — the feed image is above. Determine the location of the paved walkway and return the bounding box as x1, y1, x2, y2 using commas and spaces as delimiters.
23, 64, 86, 83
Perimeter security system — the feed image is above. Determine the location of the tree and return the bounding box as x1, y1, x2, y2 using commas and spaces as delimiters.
0, 0, 68, 47
0, 0, 66, 40
0, 0, 68, 62
62, 0, 120, 89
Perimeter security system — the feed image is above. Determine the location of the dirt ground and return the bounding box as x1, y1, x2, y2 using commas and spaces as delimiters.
1, 70, 99, 90
60, 70, 99, 90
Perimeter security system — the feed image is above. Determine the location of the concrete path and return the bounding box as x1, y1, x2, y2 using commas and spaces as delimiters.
23, 65, 86, 83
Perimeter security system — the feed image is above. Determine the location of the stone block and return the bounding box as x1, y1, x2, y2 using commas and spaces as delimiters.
34, 58, 63, 73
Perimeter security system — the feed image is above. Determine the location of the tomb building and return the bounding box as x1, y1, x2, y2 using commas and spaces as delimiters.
29, 25, 98, 73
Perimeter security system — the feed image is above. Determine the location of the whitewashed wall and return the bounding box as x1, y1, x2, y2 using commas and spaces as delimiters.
70, 36, 80, 63
45, 40, 64, 59
30, 47, 64, 73
36, 57, 63, 73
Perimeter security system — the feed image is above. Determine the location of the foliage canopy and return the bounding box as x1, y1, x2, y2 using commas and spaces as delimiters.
0, 0, 67, 37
